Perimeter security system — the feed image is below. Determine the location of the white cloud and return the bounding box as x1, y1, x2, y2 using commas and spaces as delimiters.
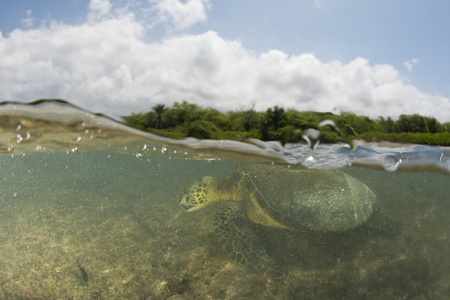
88, 0, 113, 22
20, 10, 34, 28
0, 5, 449, 123
150, 0, 211, 31
403, 58, 419, 72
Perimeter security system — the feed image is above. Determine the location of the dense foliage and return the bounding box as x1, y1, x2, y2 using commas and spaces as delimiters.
122, 101, 450, 146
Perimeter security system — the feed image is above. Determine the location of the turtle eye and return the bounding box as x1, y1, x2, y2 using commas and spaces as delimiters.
180, 193, 189, 203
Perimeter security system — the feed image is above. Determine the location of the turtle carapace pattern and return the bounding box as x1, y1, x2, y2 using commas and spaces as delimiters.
180, 163, 401, 277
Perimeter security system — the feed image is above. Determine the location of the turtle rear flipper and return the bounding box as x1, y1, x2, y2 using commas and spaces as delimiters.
215, 204, 284, 278
366, 207, 402, 236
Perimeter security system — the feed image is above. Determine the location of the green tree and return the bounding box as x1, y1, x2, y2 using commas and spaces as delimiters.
267, 106, 286, 131
225, 110, 262, 132
442, 122, 450, 133
164, 101, 201, 128
187, 120, 218, 139
151, 104, 168, 129
203, 108, 229, 129
276, 125, 302, 145
341, 112, 375, 133
122, 112, 150, 130
261, 106, 287, 140
378, 116, 395, 133
121, 100, 447, 145
424, 116, 440, 133
396, 114, 429, 133
242, 102, 259, 131
225, 111, 246, 131
285, 109, 318, 130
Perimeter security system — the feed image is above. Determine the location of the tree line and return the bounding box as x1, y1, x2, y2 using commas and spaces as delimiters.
122, 101, 450, 146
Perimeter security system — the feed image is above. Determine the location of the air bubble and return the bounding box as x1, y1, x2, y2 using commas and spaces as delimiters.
76, 136, 82, 142
304, 156, 317, 163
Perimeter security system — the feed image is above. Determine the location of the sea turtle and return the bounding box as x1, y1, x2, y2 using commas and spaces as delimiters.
180, 163, 401, 277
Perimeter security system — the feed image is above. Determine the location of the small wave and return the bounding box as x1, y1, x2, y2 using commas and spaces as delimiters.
0, 100, 285, 163
1, 100, 448, 174
284, 142, 449, 173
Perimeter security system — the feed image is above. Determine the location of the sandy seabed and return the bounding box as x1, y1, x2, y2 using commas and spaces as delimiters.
0, 155, 449, 299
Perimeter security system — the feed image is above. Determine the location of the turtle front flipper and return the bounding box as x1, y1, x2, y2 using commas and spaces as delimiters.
365, 207, 402, 236
214, 204, 283, 278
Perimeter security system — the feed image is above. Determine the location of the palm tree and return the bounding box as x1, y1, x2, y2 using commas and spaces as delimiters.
152, 104, 168, 129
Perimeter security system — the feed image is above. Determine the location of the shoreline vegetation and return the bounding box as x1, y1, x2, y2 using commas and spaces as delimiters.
122, 101, 450, 146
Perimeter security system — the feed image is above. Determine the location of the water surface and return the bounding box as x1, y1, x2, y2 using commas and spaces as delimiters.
0, 101, 449, 299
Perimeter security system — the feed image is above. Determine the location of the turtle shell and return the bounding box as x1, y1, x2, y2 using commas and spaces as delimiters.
236, 164, 377, 232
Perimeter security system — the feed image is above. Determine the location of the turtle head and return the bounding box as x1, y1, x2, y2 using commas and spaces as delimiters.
180, 176, 214, 211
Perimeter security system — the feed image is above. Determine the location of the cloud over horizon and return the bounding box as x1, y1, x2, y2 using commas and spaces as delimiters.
0, 0, 449, 122
151, 0, 211, 31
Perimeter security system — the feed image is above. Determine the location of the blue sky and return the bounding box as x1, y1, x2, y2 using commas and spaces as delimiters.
0, 0, 449, 122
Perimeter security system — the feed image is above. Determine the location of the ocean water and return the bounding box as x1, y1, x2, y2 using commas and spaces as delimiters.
0, 101, 449, 299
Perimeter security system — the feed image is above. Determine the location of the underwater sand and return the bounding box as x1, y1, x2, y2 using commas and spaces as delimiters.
0, 152, 449, 299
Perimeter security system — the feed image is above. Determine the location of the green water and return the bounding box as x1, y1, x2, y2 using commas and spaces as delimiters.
0, 101, 448, 298
0, 150, 448, 299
